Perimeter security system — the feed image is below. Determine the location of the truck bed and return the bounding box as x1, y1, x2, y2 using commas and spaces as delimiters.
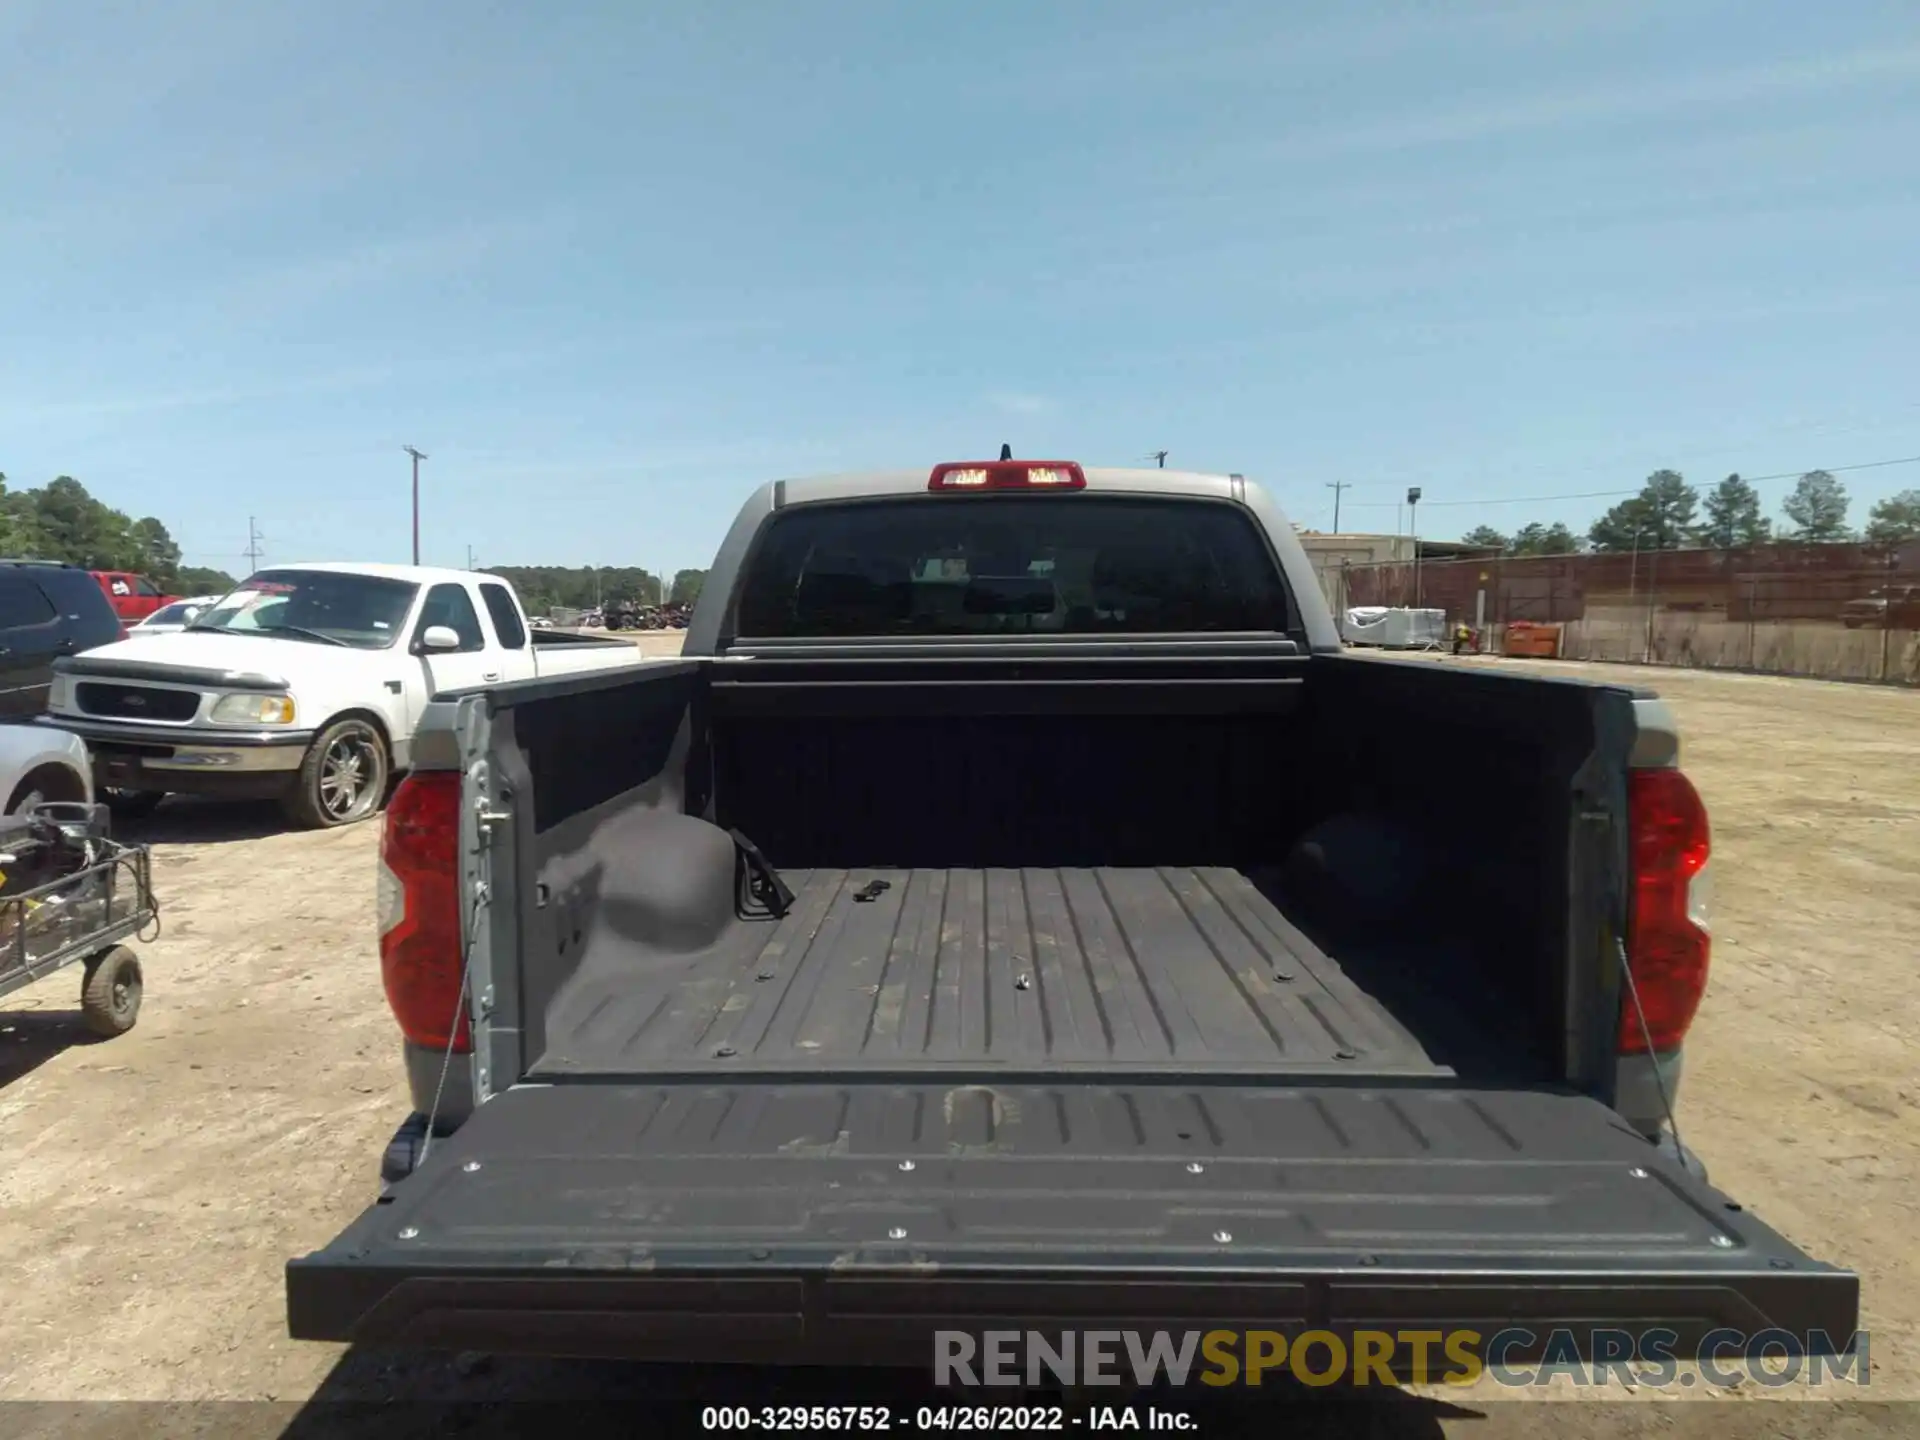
535, 865, 1481, 1080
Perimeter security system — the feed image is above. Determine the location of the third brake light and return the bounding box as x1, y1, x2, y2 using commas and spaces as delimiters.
928, 461, 1087, 492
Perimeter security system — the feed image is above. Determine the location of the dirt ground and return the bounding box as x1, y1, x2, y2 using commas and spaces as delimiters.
0, 651, 1914, 1438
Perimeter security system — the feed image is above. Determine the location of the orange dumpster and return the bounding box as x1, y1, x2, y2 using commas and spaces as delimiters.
1502, 622, 1563, 659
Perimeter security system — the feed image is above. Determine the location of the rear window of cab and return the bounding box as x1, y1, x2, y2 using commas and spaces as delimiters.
734, 495, 1291, 638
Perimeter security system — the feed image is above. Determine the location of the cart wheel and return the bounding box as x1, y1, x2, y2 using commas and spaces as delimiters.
80, 945, 143, 1037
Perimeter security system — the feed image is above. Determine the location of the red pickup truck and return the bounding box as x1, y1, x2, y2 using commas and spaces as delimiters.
89, 571, 180, 623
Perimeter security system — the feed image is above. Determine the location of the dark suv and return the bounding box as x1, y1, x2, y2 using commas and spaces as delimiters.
0, 561, 125, 719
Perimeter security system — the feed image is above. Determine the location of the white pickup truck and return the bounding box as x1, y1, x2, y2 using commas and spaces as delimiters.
38, 562, 646, 828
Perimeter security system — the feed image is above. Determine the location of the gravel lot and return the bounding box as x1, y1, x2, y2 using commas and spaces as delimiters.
0, 651, 1913, 1438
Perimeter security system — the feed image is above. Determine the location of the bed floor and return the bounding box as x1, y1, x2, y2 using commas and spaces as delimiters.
529, 866, 1504, 1082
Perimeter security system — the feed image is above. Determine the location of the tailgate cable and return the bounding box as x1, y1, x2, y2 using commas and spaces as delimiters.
1615, 935, 1696, 1176
416, 839, 796, 1171
418, 888, 487, 1169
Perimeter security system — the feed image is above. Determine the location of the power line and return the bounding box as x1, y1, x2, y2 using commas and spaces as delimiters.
1347, 486, 1637, 510
1341, 452, 1920, 510
1337, 411, 1920, 493
1741, 453, 1920, 483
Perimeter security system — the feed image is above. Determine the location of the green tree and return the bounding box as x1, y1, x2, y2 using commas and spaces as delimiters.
130, 517, 184, 588
1508, 521, 1579, 556
1459, 525, 1508, 550
1588, 499, 1652, 553
1782, 470, 1851, 542
1863, 489, 1920, 546
175, 566, 239, 595
1, 482, 48, 557
0, 467, 701, 614
1588, 470, 1698, 552
482, 565, 665, 612
26, 475, 139, 566
669, 568, 706, 606
1697, 473, 1771, 549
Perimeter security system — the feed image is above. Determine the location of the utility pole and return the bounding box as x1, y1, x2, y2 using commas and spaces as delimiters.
1646, 542, 1661, 664
1147, 450, 1169, 469
1326, 481, 1350, 532
1406, 487, 1423, 607
466, 544, 476, 571
245, 517, 264, 573
1882, 548, 1897, 684
1627, 524, 1642, 600
403, 446, 428, 565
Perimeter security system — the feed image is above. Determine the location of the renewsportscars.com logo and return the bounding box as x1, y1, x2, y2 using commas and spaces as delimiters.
933, 1328, 1870, 1390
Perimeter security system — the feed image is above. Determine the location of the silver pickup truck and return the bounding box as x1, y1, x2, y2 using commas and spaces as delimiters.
288, 459, 1856, 1367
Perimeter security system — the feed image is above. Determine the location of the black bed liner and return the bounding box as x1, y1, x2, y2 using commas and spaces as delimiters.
537, 866, 1462, 1080
287, 1082, 1857, 1361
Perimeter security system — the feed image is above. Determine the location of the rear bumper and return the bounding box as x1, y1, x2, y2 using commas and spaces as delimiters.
287, 1082, 1857, 1367
44, 715, 310, 795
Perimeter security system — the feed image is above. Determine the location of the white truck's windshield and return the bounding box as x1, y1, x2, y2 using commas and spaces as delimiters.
192, 569, 421, 649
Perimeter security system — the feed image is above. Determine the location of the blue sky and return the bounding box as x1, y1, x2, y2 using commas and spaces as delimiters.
4, 0, 1918, 576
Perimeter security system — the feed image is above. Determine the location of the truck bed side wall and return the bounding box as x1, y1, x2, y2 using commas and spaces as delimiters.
486, 662, 708, 1084
1301, 654, 1633, 1099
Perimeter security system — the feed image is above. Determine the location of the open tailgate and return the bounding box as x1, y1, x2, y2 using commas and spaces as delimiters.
288, 1083, 1856, 1364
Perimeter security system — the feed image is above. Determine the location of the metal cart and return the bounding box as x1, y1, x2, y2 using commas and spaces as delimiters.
0, 802, 158, 1038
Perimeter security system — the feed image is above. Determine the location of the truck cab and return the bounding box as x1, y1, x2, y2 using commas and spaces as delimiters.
89, 571, 179, 624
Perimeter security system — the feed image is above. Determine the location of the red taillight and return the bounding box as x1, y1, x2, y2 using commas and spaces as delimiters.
377, 771, 469, 1053
1619, 767, 1711, 1054
928, 460, 1087, 492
